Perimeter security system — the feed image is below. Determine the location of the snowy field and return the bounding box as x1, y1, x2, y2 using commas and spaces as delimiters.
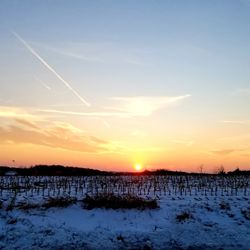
0, 175, 250, 250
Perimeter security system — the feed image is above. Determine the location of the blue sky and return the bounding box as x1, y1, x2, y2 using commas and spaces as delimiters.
0, 0, 250, 171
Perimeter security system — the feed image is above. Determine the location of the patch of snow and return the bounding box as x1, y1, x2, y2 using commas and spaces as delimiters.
0, 175, 250, 249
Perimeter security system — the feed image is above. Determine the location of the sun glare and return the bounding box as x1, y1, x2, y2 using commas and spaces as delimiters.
134, 163, 142, 171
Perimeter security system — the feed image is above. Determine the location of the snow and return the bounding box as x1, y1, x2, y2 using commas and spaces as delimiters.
0, 175, 250, 249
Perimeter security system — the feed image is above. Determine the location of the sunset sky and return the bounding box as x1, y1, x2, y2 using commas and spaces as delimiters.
0, 0, 250, 172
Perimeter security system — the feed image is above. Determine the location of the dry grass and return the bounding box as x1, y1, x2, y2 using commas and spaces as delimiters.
83, 193, 159, 210
219, 201, 231, 210
42, 196, 77, 208
16, 202, 40, 210
176, 211, 193, 222
241, 207, 250, 220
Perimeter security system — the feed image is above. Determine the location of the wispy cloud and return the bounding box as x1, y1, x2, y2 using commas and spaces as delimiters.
0, 106, 35, 119
103, 141, 167, 154
231, 88, 250, 96
108, 95, 191, 116
210, 148, 247, 156
35, 42, 149, 66
41, 45, 104, 63
0, 106, 110, 152
0, 118, 107, 153
210, 149, 236, 155
12, 31, 91, 107
37, 109, 129, 118
37, 94, 191, 118
15, 118, 39, 129
221, 120, 250, 125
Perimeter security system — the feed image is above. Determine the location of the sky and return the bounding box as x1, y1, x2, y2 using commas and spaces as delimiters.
0, 0, 250, 172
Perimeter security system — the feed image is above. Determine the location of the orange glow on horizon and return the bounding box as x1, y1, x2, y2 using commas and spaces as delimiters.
1, 139, 250, 173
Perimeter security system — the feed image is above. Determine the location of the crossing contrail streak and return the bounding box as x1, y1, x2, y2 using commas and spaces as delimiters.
12, 31, 91, 107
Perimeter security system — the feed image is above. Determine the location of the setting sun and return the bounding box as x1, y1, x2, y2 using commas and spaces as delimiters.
134, 163, 142, 171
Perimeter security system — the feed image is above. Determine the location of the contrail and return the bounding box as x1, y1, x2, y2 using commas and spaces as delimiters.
34, 75, 51, 90
38, 109, 129, 118
12, 31, 91, 107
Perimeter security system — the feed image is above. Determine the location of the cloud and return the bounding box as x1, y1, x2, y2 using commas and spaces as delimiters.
109, 95, 191, 116
42, 46, 104, 63
37, 94, 190, 118
210, 148, 247, 156
0, 106, 35, 119
221, 120, 250, 125
34, 41, 148, 66
231, 88, 250, 96
0, 118, 108, 153
103, 141, 167, 154
12, 31, 90, 107
47, 121, 85, 135
15, 118, 39, 129
221, 120, 244, 125
37, 109, 130, 118
211, 149, 236, 155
